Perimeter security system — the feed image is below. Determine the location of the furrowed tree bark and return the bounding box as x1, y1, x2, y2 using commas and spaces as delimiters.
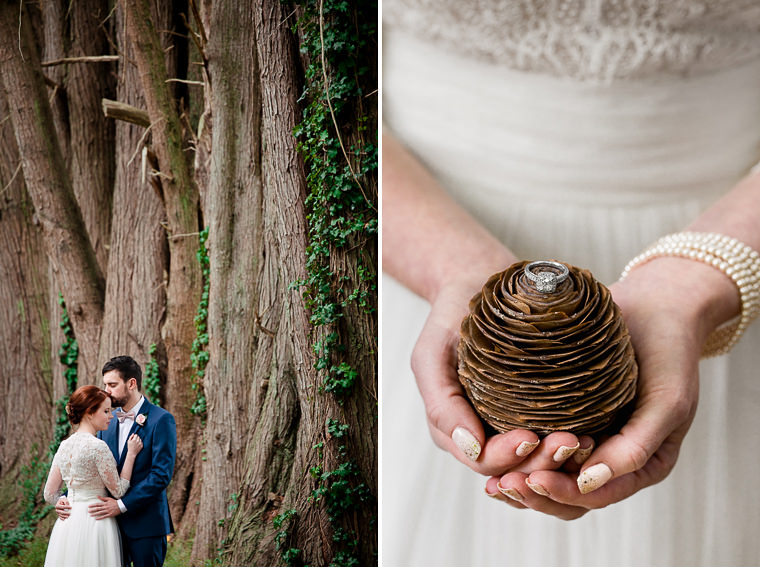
205, 1, 334, 564
0, 4, 104, 380
98, 4, 167, 385
235, 1, 326, 560
67, 0, 116, 272
40, 0, 70, 166
47, 272, 67, 433
193, 0, 263, 557
0, 88, 52, 522
123, 0, 201, 534
39, 0, 71, 413
329, 202, 378, 564
178, 1, 214, 539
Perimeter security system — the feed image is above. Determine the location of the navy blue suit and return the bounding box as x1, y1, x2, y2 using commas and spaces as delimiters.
100, 398, 176, 567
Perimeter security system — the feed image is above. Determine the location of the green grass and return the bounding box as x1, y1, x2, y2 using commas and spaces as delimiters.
0, 535, 194, 567
165, 536, 193, 567
0, 537, 47, 567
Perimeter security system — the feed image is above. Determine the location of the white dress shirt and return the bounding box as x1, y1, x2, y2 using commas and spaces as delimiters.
117, 396, 145, 456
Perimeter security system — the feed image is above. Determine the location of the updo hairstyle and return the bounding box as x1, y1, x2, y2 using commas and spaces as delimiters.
65, 385, 112, 425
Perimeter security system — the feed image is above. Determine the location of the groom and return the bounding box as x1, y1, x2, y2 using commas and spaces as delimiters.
92, 355, 176, 566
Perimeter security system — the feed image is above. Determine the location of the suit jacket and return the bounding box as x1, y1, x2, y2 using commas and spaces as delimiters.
99, 398, 176, 539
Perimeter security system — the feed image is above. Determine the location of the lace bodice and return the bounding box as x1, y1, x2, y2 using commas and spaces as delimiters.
384, 0, 760, 82
43, 432, 129, 504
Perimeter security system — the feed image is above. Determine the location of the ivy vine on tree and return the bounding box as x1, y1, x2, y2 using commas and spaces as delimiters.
190, 226, 210, 421
144, 343, 162, 406
281, 0, 377, 565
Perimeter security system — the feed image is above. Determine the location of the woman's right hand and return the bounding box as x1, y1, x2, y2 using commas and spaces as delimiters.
383, 132, 583, 480
411, 278, 584, 478
126, 433, 143, 457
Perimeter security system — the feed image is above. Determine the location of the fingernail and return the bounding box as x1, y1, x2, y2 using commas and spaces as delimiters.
525, 478, 550, 496
497, 482, 524, 502
573, 442, 594, 465
577, 463, 613, 494
452, 427, 481, 461
516, 440, 539, 457
552, 442, 580, 462
484, 487, 503, 500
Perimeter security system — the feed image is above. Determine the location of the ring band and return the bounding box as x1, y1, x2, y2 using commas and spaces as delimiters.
524, 261, 569, 293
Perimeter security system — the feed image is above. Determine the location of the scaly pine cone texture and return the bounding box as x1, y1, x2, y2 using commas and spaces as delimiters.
457, 260, 638, 436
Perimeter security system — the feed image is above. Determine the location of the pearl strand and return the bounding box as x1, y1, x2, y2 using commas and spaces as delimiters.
620, 232, 760, 358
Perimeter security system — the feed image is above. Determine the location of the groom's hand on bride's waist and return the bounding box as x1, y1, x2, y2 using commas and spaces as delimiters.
89, 496, 122, 520
55, 497, 71, 521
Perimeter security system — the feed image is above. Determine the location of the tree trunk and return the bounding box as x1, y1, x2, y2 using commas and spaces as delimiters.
179, 1, 214, 539
123, 0, 202, 534
67, 0, 116, 272
0, 88, 52, 521
40, 0, 70, 166
0, 4, 104, 380
195, 1, 350, 564
325, 7, 379, 557
39, 1, 75, 400
234, 2, 331, 562
192, 0, 262, 556
97, 4, 167, 377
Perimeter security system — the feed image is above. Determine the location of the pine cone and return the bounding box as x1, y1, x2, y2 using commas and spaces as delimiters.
457, 260, 638, 436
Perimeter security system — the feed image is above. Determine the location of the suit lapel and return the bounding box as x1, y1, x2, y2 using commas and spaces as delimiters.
102, 412, 120, 463
118, 399, 152, 467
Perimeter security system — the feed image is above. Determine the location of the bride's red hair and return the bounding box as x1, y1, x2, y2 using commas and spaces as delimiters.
65, 385, 112, 425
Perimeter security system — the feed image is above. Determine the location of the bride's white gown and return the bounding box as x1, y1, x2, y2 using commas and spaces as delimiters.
382, 2, 760, 566
44, 432, 128, 567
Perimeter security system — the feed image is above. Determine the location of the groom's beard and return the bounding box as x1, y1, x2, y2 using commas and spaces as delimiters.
111, 394, 129, 408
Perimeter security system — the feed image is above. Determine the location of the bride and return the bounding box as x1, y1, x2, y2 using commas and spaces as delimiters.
43, 385, 142, 566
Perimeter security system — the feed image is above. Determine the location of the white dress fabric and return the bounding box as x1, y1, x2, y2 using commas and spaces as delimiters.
44, 432, 129, 567
382, 2, 760, 566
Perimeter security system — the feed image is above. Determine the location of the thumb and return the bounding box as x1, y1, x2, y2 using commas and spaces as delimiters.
412, 321, 486, 463
576, 390, 693, 494
412, 294, 541, 475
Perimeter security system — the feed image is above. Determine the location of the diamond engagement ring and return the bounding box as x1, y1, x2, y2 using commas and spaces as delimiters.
524, 261, 569, 293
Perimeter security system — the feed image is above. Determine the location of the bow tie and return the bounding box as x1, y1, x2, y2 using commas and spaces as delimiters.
116, 409, 135, 423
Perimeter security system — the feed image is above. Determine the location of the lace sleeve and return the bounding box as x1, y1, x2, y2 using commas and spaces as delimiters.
94, 442, 130, 498
43, 451, 64, 505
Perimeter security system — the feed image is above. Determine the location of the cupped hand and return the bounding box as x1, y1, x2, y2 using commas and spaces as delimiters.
412, 279, 545, 477
126, 433, 143, 456
486, 257, 738, 518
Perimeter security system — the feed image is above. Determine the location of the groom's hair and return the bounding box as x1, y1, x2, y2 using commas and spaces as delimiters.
102, 355, 143, 390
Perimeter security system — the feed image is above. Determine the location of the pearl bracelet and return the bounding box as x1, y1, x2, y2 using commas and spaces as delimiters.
620, 232, 760, 358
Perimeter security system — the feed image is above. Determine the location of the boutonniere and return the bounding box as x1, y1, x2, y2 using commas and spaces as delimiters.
135, 414, 147, 427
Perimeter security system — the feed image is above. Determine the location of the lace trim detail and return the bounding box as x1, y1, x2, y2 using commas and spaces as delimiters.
43, 476, 64, 505
384, 0, 760, 82
43, 432, 130, 505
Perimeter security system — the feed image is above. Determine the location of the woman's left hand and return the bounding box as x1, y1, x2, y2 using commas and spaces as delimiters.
485, 256, 739, 519
126, 433, 143, 457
